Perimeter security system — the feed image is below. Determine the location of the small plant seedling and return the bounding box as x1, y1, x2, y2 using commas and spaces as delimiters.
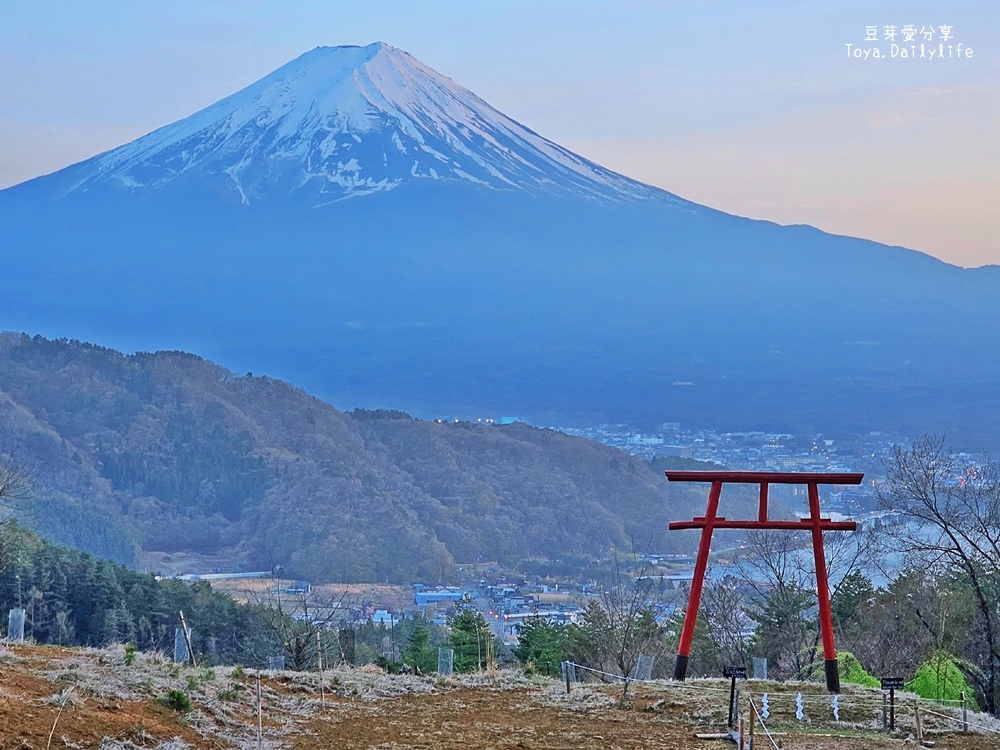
159, 690, 192, 713
124, 643, 137, 666
218, 683, 246, 702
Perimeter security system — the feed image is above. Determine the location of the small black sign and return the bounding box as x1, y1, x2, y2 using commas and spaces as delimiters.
724, 666, 748, 678
881, 677, 904, 690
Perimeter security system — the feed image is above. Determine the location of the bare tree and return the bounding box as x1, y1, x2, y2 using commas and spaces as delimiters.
738, 519, 881, 681
740, 529, 811, 597
247, 582, 357, 671
698, 575, 752, 674
878, 435, 1000, 714
738, 529, 817, 679
568, 555, 675, 705
0, 453, 33, 569
0, 453, 33, 511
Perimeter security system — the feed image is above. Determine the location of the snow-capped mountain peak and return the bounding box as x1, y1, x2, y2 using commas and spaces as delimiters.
55, 42, 680, 205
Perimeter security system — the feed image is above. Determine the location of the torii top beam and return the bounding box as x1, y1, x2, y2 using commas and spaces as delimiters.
665, 471, 864, 485
666, 471, 863, 532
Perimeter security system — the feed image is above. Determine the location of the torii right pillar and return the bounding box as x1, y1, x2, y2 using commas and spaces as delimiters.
665, 471, 863, 693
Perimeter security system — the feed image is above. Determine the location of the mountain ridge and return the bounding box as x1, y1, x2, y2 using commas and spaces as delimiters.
0, 333, 714, 581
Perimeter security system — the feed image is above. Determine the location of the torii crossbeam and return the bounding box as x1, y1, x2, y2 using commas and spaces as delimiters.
665, 470, 862, 693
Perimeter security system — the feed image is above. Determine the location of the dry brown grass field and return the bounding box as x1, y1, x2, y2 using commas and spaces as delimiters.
1, 642, 998, 749
207, 579, 412, 613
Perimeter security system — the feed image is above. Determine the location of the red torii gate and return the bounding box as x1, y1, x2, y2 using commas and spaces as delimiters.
665, 470, 862, 693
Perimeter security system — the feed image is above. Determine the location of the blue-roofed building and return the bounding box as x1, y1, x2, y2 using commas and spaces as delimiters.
414, 587, 465, 606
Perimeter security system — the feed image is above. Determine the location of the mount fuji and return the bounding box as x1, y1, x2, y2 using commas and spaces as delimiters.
2, 43, 999, 442
36, 42, 676, 206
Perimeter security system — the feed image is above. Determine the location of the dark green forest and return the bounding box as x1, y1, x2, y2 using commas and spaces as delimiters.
0, 522, 277, 664
0, 332, 728, 582
0, 521, 451, 673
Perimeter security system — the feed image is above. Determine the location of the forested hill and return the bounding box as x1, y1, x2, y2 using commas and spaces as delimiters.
0, 333, 713, 582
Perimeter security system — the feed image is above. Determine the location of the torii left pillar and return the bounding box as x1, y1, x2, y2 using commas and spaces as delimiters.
665, 471, 862, 693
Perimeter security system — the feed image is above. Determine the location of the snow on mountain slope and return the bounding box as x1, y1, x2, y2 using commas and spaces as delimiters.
53, 42, 689, 206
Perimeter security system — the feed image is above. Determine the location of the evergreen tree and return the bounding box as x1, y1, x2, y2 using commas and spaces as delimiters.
447, 609, 492, 673
749, 587, 816, 680
402, 618, 437, 673
0, 522, 280, 665
831, 572, 875, 640
514, 617, 567, 677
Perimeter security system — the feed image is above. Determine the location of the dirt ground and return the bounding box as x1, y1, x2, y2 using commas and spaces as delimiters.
296, 682, 1000, 750
2, 642, 999, 749
0, 644, 212, 749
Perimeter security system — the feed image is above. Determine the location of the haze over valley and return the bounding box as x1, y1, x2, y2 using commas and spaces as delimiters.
2, 43, 999, 446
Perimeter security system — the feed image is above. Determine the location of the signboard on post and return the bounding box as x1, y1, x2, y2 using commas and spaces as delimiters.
881, 677, 903, 730
724, 666, 746, 729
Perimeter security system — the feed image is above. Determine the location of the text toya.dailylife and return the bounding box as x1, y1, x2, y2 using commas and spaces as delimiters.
845, 42, 973, 60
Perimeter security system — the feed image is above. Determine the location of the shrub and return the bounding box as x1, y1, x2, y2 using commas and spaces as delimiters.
907, 652, 979, 708
375, 655, 403, 674
218, 683, 245, 702
159, 689, 192, 712
838, 651, 880, 688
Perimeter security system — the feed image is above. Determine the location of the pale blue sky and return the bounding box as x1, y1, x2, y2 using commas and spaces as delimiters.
2, 1, 997, 265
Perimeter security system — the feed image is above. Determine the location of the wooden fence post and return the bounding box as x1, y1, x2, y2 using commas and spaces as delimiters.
178, 611, 196, 668
317, 630, 325, 709
256, 671, 263, 750
728, 676, 738, 729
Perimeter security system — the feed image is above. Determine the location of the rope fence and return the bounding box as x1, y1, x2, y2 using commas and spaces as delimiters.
921, 706, 1000, 736
749, 697, 780, 750
561, 660, 1000, 740
566, 661, 732, 693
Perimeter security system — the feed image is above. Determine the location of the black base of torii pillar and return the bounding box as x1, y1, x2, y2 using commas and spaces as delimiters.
664, 471, 862, 693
